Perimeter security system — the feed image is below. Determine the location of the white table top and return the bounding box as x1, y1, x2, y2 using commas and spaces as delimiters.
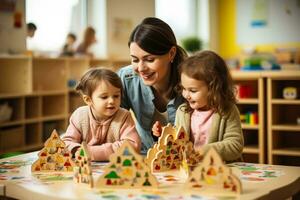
0, 152, 299, 200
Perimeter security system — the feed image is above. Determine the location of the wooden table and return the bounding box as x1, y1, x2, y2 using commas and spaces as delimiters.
0, 152, 299, 200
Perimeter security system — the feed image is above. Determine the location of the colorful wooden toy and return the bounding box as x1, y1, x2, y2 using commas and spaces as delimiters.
145, 124, 203, 172
73, 142, 93, 188
97, 141, 158, 188
186, 147, 242, 194
31, 129, 75, 172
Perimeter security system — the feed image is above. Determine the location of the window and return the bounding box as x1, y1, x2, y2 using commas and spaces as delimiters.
26, 0, 86, 53
155, 0, 209, 48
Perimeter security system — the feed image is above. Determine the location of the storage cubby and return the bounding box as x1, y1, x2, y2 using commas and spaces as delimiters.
242, 154, 259, 163
267, 72, 300, 165
67, 57, 89, 81
0, 126, 25, 152
271, 105, 300, 125
0, 97, 24, 125
0, 57, 132, 154
42, 94, 67, 117
69, 91, 84, 113
243, 130, 258, 147
0, 56, 32, 93
42, 120, 66, 141
25, 96, 41, 119
235, 80, 258, 99
272, 156, 300, 167
270, 80, 300, 99
32, 58, 67, 91
25, 122, 41, 145
232, 71, 264, 164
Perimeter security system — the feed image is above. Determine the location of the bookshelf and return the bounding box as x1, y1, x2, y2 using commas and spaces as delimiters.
0, 56, 129, 154
267, 71, 300, 166
231, 71, 265, 163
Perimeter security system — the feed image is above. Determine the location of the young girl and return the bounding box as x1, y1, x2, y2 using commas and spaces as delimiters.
153, 50, 244, 162
62, 68, 141, 161
61, 33, 77, 56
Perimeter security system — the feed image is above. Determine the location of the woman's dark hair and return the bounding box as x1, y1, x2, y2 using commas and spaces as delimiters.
128, 17, 187, 96
76, 67, 122, 97
179, 50, 237, 115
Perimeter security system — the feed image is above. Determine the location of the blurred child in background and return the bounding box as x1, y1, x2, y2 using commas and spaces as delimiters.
61, 33, 77, 56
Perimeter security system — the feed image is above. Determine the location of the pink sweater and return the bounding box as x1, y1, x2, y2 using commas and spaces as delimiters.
62, 106, 141, 161
190, 109, 214, 150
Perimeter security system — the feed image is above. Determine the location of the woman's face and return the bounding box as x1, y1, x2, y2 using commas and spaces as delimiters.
129, 42, 174, 87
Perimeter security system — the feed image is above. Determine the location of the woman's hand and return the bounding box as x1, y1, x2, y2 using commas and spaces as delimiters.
152, 121, 162, 137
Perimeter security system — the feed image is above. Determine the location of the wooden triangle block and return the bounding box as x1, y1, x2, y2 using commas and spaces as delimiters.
145, 124, 203, 172
74, 142, 94, 188
31, 129, 75, 173
97, 141, 158, 188
186, 147, 242, 194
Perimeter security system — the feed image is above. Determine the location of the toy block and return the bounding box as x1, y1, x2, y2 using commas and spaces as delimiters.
97, 141, 158, 188
31, 129, 75, 173
186, 147, 242, 194
73, 141, 93, 188
145, 124, 203, 172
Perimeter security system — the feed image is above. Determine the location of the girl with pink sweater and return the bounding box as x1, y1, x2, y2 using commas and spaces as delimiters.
62, 68, 141, 161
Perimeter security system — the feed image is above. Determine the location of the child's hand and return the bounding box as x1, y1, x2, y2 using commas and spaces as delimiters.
152, 121, 162, 137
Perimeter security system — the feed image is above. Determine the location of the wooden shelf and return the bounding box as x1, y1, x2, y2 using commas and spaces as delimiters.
272, 148, 300, 156
272, 124, 300, 131
42, 115, 68, 121
268, 76, 300, 165
0, 143, 44, 154
243, 146, 259, 154
0, 56, 132, 154
233, 75, 264, 163
271, 99, 300, 105
0, 120, 24, 128
242, 124, 259, 130
237, 98, 259, 104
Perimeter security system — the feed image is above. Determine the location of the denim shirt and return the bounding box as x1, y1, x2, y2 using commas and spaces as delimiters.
118, 65, 184, 154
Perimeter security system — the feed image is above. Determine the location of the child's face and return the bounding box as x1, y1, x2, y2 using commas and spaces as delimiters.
67, 37, 75, 45
129, 42, 174, 87
86, 80, 121, 120
181, 73, 208, 110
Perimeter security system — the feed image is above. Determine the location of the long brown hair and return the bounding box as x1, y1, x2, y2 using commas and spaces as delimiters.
75, 67, 122, 97
77, 27, 96, 54
179, 50, 236, 115
128, 17, 187, 97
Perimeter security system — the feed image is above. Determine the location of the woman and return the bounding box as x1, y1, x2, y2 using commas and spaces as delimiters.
118, 17, 187, 154
76, 26, 96, 58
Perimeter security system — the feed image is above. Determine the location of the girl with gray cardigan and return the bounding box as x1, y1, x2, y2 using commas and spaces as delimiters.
153, 50, 244, 162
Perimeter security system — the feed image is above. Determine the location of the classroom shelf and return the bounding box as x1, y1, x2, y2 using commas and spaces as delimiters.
243, 146, 259, 154
232, 71, 265, 164
0, 56, 129, 154
267, 73, 300, 165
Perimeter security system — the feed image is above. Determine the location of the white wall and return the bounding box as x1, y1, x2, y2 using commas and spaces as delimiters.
0, 0, 26, 54
106, 0, 155, 59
